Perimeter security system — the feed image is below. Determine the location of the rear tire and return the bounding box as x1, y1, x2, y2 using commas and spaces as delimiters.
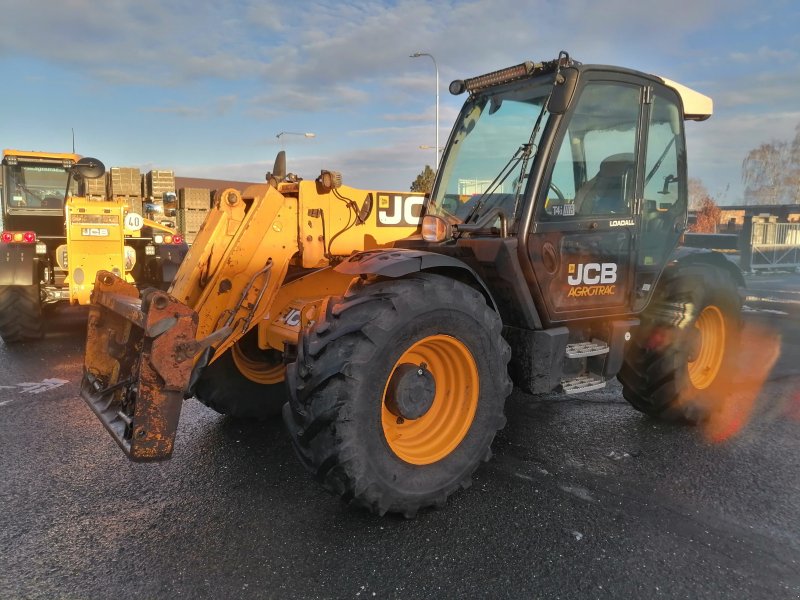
0, 285, 43, 343
193, 330, 287, 419
284, 273, 512, 517
618, 263, 741, 422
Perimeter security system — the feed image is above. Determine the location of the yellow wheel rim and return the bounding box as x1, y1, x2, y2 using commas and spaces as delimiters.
381, 335, 479, 465
688, 305, 726, 390
231, 341, 285, 385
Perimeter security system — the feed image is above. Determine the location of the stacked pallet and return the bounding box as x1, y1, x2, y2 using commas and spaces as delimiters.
144, 169, 177, 226
177, 187, 211, 243
108, 167, 143, 215
84, 173, 107, 201
144, 170, 175, 200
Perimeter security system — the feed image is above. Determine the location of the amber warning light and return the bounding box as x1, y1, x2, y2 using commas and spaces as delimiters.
421, 215, 451, 242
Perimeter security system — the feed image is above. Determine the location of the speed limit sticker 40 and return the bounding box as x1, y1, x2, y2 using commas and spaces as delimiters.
124, 212, 144, 231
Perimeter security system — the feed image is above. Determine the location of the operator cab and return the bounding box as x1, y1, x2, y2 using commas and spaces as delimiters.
421, 54, 712, 326
2, 151, 78, 211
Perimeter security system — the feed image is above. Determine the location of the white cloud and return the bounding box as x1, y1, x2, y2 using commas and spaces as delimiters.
0, 0, 741, 93
1, 0, 794, 200
730, 46, 798, 64
0, 0, 264, 84
142, 95, 237, 119
143, 105, 206, 118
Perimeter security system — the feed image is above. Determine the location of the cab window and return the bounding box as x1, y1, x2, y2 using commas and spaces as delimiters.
639, 88, 686, 264
542, 82, 641, 218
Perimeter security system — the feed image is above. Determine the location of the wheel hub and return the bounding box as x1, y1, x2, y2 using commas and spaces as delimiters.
687, 305, 726, 390
384, 363, 436, 420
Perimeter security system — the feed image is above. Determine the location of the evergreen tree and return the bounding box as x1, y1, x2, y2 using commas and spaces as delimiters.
410, 165, 436, 194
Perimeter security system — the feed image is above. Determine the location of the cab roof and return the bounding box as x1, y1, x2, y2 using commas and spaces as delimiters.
564, 63, 713, 121
3, 149, 81, 162
455, 59, 713, 122
655, 77, 713, 121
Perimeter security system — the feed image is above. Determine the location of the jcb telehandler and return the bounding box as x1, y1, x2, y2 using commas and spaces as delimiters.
0, 150, 186, 343
81, 53, 743, 517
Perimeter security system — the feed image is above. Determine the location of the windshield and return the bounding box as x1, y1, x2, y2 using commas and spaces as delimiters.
3, 163, 76, 212
428, 83, 551, 230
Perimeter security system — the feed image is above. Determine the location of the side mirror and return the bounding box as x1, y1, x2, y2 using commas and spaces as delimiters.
546, 67, 579, 115
72, 157, 106, 180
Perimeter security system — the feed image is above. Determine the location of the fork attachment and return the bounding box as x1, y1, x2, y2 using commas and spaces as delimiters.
81, 271, 199, 461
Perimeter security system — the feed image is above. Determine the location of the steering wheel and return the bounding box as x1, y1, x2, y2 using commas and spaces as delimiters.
549, 182, 566, 203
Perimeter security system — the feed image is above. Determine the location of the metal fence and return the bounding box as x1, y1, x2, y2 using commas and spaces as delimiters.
749, 221, 800, 271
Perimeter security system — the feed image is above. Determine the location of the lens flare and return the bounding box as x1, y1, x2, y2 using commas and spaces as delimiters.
700, 322, 781, 443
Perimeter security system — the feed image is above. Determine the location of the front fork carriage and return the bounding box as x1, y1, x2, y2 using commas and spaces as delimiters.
81, 271, 199, 461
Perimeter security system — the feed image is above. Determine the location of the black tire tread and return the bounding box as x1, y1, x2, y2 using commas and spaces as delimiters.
194, 347, 287, 420
618, 263, 741, 422
0, 285, 43, 343
284, 273, 512, 517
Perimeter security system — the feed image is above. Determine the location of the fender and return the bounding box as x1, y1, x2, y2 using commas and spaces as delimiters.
667, 246, 745, 288
335, 248, 500, 312
0, 246, 38, 286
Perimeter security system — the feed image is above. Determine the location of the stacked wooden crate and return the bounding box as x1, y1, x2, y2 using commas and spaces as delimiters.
84, 173, 107, 201
108, 167, 143, 215
144, 170, 177, 227
177, 188, 211, 244
144, 169, 175, 200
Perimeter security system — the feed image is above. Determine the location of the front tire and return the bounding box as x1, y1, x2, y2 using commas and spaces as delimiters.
618, 263, 741, 422
0, 285, 43, 343
284, 273, 512, 517
193, 330, 287, 419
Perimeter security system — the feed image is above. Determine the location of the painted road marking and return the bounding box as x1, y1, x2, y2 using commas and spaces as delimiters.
17, 379, 70, 394
0, 378, 70, 406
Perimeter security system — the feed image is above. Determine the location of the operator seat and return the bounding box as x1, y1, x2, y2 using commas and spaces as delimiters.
574, 153, 634, 215
41, 196, 64, 209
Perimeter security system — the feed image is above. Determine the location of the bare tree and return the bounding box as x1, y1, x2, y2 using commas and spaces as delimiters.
741, 123, 800, 205
688, 177, 711, 211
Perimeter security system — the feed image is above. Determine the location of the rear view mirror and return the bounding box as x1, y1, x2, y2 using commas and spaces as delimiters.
72, 157, 106, 180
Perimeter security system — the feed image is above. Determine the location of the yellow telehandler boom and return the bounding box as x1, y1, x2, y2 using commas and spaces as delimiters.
82, 153, 424, 459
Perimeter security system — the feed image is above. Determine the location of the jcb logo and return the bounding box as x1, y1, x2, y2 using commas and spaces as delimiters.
567, 263, 617, 286
81, 228, 109, 237
377, 194, 424, 227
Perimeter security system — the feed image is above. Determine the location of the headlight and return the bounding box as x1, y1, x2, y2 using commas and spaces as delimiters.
145, 245, 156, 256
56, 245, 68, 269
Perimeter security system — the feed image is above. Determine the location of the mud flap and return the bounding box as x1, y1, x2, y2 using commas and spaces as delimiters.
81, 270, 199, 461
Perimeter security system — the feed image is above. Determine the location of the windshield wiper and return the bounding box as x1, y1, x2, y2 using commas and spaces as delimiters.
459, 143, 530, 227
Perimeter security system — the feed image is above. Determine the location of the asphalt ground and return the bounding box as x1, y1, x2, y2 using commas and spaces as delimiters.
1, 275, 799, 599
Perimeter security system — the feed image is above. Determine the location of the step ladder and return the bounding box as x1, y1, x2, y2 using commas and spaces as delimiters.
561, 339, 610, 394
560, 374, 607, 394
565, 339, 609, 358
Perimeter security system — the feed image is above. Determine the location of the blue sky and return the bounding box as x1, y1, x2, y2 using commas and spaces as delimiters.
1, 0, 797, 203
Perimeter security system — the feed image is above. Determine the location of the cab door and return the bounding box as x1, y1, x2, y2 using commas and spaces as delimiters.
527, 78, 645, 322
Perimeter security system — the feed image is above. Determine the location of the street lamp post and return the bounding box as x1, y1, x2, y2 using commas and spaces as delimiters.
276, 131, 316, 148
410, 52, 439, 165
